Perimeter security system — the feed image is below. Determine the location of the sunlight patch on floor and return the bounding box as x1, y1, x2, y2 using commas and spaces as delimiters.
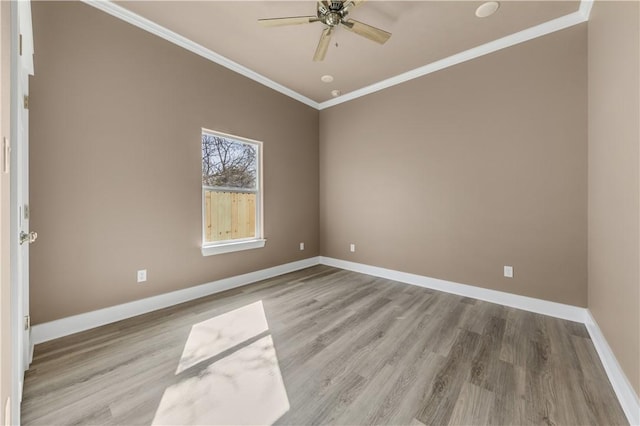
152, 301, 290, 425
175, 301, 270, 375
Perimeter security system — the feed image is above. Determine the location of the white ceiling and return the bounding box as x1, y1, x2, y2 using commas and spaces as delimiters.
101, 1, 585, 107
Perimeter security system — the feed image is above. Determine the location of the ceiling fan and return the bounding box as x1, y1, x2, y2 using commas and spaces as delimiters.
258, 1, 391, 62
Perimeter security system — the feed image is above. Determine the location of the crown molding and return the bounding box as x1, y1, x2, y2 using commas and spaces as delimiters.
82, 0, 592, 111
81, 0, 320, 109
579, 0, 595, 20
319, 9, 588, 109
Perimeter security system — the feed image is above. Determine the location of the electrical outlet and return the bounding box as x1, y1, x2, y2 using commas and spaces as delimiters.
137, 269, 147, 283
299, 242, 305, 251
350, 243, 356, 252
504, 266, 513, 278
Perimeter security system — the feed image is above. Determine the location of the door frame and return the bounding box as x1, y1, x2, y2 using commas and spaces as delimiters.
9, 0, 33, 423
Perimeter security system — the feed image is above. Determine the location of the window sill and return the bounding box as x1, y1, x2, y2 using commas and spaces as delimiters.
201, 239, 266, 256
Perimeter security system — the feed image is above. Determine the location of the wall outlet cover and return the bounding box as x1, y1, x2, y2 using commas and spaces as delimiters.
504, 266, 513, 278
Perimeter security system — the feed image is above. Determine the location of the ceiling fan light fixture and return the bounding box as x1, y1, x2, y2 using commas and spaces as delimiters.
321, 75, 334, 83
259, 0, 391, 62
475, 1, 500, 18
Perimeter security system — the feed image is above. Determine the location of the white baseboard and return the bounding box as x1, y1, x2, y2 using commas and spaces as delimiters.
319, 256, 639, 425
31, 256, 321, 345
585, 310, 640, 425
30, 254, 638, 425
319, 256, 586, 322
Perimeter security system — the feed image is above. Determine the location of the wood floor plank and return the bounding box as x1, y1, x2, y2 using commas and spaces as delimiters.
469, 316, 506, 392
360, 340, 441, 425
328, 364, 398, 425
414, 328, 482, 425
569, 335, 629, 425
488, 360, 527, 425
447, 382, 494, 426
22, 266, 628, 426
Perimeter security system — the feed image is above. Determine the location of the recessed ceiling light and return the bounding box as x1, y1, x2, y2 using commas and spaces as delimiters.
475, 1, 500, 18
321, 75, 334, 83
331, 89, 341, 97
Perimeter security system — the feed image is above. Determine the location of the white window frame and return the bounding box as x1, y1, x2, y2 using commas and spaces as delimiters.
201, 129, 265, 256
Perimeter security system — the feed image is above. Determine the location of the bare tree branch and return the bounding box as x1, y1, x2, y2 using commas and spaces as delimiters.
202, 134, 257, 188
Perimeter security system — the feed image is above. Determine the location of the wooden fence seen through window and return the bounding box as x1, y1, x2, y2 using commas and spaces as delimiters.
204, 190, 256, 242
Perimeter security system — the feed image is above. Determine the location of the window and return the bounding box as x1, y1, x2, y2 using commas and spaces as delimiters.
201, 129, 264, 256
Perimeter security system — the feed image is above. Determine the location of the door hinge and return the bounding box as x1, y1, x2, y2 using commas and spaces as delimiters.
24, 315, 30, 331
19, 34, 23, 56
2, 137, 9, 174
23, 95, 29, 110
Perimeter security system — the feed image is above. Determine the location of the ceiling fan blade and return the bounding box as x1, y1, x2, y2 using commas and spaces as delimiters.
342, 18, 391, 44
258, 16, 320, 27
313, 27, 333, 62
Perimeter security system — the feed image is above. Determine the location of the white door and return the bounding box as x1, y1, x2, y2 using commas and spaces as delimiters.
10, 0, 34, 422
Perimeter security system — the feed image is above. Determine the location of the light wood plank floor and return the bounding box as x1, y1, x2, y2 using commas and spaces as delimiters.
22, 266, 628, 425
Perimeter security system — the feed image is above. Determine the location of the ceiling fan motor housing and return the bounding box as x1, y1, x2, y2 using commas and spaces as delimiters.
318, 1, 352, 26
325, 12, 341, 26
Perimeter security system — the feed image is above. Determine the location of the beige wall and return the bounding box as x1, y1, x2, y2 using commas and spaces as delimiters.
22, 0, 640, 405
587, 1, 640, 396
1, 1, 12, 422
320, 25, 588, 307
29, 1, 319, 324
22, 0, 640, 412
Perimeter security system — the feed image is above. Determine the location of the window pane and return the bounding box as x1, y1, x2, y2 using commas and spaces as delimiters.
204, 190, 256, 242
202, 132, 260, 246
202, 134, 257, 190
